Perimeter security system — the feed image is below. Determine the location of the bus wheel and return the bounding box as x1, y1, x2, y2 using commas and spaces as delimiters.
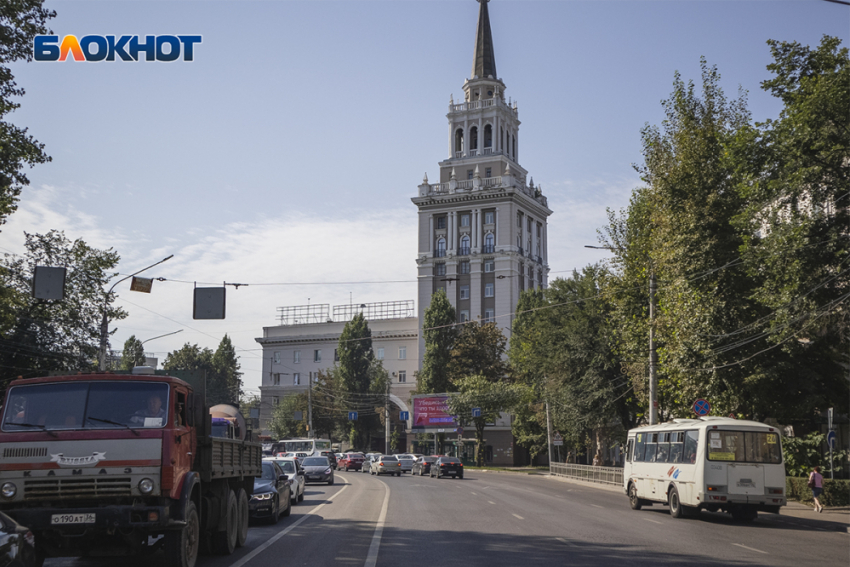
628, 484, 642, 510
668, 486, 691, 518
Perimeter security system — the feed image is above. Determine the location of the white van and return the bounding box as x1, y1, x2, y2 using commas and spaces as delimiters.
624, 417, 786, 521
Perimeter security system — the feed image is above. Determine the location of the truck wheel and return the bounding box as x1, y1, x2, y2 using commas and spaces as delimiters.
628, 483, 642, 510
165, 501, 199, 567
213, 490, 238, 555
235, 488, 249, 548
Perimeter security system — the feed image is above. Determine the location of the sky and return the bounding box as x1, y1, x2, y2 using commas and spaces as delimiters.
1, 0, 847, 396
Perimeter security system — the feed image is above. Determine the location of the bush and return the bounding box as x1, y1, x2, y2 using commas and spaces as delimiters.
786, 476, 850, 507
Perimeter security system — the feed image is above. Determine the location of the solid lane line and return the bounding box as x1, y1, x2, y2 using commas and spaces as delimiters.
732, 543, 768, 555
642, 518, 662, 525
590, 504, 604, 509
556, 537, 574, 547
488, 501, 496, 505
512, 514, 524, 520
228, 484, 350, 567
363, 479, 391, 567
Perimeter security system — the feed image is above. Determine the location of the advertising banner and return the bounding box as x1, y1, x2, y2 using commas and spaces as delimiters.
412, 394, 456, 431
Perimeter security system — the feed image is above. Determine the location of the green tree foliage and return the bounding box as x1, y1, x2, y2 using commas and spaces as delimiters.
417, 290, 457, 394
119, 335, 146, 370
268, 393, 308, 440
337, 313, 373, 394
448, 322, 510, 384
210, 334, 241, 405
0, 230, 126, 380
0, 1, 54, 227
782, 432, 849, 477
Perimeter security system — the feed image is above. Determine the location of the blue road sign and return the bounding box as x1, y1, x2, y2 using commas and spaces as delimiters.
692, 399, 711, 417
827, 430, 837, 449
400, 411, 409, 421
348, 411, 358, 421
471, 408, 482, 418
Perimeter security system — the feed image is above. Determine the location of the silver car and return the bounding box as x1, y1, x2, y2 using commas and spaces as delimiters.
395, 455, 415, 473
301, 456, 334, 485
371, 455, 401, 476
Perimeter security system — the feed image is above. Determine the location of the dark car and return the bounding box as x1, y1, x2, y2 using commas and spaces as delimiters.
339, 452, 365, 471
0, 511, 38, 567
430, 456, 463, 479
319, 450, 338, 469
412, 456, 437, 476
301, 456, 335, 485
250, 461, 292, 523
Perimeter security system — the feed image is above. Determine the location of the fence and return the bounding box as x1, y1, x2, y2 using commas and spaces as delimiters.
550, 463, 624, 486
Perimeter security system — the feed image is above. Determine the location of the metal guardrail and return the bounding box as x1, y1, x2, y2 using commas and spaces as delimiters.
550, 463, 624, 486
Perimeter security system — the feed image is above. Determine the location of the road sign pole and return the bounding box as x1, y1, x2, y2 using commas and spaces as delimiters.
546, 400, 553, 467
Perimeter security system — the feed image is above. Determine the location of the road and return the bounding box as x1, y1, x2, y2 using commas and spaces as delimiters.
48, 469, 849, 566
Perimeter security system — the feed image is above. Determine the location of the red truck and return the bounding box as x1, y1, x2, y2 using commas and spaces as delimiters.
0, 367, 261, 567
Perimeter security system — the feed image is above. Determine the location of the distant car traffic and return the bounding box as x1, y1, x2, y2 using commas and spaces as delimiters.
371, 455, 401, 476
394, 454, 415, 473
265, 457, 305, 504
320, 450, 338, 469
431, 456, 463, 479
362, 454, 380, 473
339, 453, 365, 471
250, 461, 292, 523
301, 456, 335, 485
411, 456, 437, 476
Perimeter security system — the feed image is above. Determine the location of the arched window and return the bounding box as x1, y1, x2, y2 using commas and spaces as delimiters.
436, 237, 446, 258
470, 126, 478, 151
459, 235, 470, 255
455, 129, 464, 155
512, 134, 517, 159
484, 233, 495, 253
484, 124, 492, 148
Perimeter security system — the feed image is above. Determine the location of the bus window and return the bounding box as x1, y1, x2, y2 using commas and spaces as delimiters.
708, 430, 782, 463
645, 433, 658, 462
626, 438, 633, 462
746, 432, 782, 463
669, 431, 684, 463
684, 431, 698, 464
633, 433, 646, 462
656, 433, 670, 462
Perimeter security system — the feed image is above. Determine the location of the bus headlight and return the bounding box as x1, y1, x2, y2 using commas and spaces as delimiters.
1, 482, 17, 499
138, 478, 155, 494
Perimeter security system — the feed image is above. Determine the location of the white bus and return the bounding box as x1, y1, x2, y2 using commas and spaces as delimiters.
272, 438, 332, 456
624, 417, 786, 522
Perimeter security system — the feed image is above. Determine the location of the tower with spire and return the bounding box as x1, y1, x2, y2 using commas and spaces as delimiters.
413, 0, 552, 363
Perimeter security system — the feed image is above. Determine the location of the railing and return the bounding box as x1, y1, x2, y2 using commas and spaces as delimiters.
456, 179, 474, 190
550, 463, 624, 486
458, 247, 470, 256
483, 147, 494, 155
482, 245, 495, 254
450, 98, 497, 112
434, 249, 446, 258
482, 176, 501, 188
455, 151, 463, 159
469, 149, 478, 156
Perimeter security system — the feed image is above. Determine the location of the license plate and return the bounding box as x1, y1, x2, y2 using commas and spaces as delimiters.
309, 476, 321, 480
51, 513, 95, 525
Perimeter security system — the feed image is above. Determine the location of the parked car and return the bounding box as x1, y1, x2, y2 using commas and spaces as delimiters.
301, 456, 335, 485
371, 455, 401, 476
265, 457, 305, 504
431, 456, 463, 479
411, 456, 437, 476
339, 452, 365, 471
250, 461, 292, 523
395, 454, 415, 474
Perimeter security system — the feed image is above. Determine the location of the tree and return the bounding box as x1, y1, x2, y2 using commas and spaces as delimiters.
0, 230, 126, 381
211, 335, 241, 405
119, 335, 146, 370
268, 393, 308, 440
447, 322, 510, 384
417, 290, 457, 394
0, 1, 55, 227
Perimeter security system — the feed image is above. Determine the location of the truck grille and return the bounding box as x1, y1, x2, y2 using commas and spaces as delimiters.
3, 447, 47, 458
24, 477, 132, 500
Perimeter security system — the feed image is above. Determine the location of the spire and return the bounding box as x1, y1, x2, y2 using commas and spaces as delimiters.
471, 0, 497, 80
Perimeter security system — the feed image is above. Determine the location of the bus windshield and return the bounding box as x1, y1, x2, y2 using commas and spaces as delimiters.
706, 430, 782, 463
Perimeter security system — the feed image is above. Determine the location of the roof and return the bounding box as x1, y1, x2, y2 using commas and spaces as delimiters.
629, 417, 780, 433
471, 0, 497, 80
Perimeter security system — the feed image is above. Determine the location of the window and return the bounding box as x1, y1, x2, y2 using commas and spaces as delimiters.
537, 223, 542, 238
706, 430, 782, 464
293, 373, 300, 385
484, 260, 494, 273
684, 430, 699, 464
314, 350, 321, 362
633, 433, 646, 462
459, 235, 470, 255
485, 212, 494, 224
460, 214, 470, 227
484, 124, 492, 148
273, 351, 280, 364
644, 433, 658, 462
376, 347, 384, 360
527, 218, 532, 232
484, 233, 495, 253
398, 370, 407, 383
459, 310, 469, 323
485, 167, 491, 178
459, 285, 470, 300
485, 283, 494, 297
484, 308, 494, 322
312, 372, 318, 383
273, 396, 279, 406
293, 350, 300, 363
436, 237, 446, 257
517, 213, 522, 228
273, 373, 280, 386
435, 263, 446, 276
669, 431, 684, 463
460, 261, 470, 274
436, 216, 446, 229
470, 126, 478, 150
398, 347, 407, 360
467, 169, 473, 180
454, 129, 464, 153
334, 349, 339, 362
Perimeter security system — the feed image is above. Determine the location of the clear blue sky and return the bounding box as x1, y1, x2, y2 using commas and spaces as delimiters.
3, 0, 847, 394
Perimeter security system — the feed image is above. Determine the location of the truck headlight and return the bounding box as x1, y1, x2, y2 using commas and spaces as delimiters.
1, 482, 17, 499
138, 478, 155, 494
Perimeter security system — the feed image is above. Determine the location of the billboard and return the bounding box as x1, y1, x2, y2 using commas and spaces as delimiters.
412, 394, 456, 431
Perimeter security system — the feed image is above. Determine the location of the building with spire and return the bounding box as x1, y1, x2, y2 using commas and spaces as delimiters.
413, 0, 552, 363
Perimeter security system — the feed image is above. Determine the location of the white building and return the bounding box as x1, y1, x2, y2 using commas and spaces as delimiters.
412, 0, 552, 366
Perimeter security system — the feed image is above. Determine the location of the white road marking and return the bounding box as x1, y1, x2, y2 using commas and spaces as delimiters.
228, 484, 350, 567
642, 518, 662, 525
556, 537, 574, 547
590, 504, 604, 509
488, 501, 496, 505
470, 492, 477, 495
732, 543, 768, 555
482, 486, 492, 490
364, 479, 391, 567
512, 514, 524, 520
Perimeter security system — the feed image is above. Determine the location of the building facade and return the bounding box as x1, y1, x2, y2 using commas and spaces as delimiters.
412, 0, 552, 366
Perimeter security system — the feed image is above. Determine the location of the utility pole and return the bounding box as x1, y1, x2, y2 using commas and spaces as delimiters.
649, 272, 658, 425
385, 376, 390, 454
307, 372, 313, 439
545, 400, 553, 467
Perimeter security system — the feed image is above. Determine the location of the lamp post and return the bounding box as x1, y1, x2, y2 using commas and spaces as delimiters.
99, 255, 173, 371
141, 329, 183, 346
585, 245, 658, 425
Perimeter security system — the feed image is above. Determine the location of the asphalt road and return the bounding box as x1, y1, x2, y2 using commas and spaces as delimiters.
46, 469, 849, 567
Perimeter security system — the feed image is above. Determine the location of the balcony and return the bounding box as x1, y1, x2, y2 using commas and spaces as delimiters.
483, 147, 494, 155
482, 245, 495, 254
458, 247, 470, 256
434, 249, 446, 258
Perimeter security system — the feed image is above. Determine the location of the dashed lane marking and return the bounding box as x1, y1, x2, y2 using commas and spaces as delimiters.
512, 514, 524, 520
642, 518, 662, 525
556, 537, 574, 547
732, 543, 768, 555
470, 492, 477, 495
488, 501, 496, 505
590, 504, 604, 509
364, 479, 391, 567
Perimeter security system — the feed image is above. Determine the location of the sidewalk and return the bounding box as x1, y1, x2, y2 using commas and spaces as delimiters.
780, 500, 850, 524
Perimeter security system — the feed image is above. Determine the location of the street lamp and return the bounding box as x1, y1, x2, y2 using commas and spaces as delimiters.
99, 255, 173, 370
141, 329, 183, 345
585, 245, 658, 425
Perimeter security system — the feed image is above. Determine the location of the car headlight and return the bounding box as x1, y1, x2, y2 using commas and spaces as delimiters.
138, 478, 154, 494
252, 492, 273, 501
324, 468, 332, 474
1, 482, 16, 499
